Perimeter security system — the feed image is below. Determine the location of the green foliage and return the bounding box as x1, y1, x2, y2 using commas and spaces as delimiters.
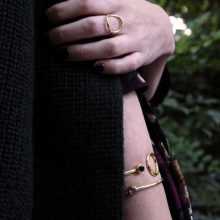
155, 1, 220, 219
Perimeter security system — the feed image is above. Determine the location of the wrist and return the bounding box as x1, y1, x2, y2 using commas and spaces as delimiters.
138, 55, 168, 101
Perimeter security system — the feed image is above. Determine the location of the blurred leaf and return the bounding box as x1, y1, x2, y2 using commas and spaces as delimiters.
155, 0, 220, 218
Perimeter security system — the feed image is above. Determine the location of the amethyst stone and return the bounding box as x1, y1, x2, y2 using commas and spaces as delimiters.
128, 186, 138, 196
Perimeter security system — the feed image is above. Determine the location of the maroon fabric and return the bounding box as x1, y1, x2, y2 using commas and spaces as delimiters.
120, 66, 170, 106
120, 71, 148, 94
154, 146, 184, 219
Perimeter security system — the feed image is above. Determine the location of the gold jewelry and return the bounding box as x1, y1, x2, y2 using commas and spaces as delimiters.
104, 14, 124, 35
124, 164, 145, 176
146, 152, 159, 177
124, 178, 163, 196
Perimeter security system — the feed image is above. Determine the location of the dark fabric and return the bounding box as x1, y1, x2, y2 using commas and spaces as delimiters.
0, 0, 34, 219
120, 71, 148, 94
33, 1, 124, 219
121, 66, 170, 107
0, 0, 124, 219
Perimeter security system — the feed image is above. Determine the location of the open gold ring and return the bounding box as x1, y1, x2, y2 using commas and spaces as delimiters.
104, 14, 124, 35
146, 152, 159, 177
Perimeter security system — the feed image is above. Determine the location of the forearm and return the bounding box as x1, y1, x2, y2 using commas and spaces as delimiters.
123, 91, 172, 220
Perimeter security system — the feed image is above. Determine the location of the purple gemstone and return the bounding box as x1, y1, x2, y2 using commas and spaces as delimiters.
128, 186, 138, 196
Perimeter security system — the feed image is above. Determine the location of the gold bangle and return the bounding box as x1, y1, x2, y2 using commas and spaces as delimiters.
124, 164, 145, 176
146, 152, 159, 177
124, 178, 163, 196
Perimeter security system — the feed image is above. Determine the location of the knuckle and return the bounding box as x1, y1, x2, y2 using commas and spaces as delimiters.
110, 63, 120, 74
116, 0, 123, 10
78, 0, 92, 13
84, 18, 98, 35
50, 27, 65, 42
70, 46, 86, 60
106, 41, 119, 56
48, 4, 64, 20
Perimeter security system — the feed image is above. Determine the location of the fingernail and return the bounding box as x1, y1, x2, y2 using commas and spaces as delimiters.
93, 63, 105, 73
55, 48, 69, 60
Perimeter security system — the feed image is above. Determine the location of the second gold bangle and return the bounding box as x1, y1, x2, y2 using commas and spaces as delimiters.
146, 152, 159, 177
124, 178, 163, 196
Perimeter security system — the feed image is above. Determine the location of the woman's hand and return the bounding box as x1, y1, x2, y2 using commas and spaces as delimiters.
46, 0, 174, 74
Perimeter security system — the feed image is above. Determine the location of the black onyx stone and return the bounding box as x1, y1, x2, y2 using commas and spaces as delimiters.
138, 165, 145, 172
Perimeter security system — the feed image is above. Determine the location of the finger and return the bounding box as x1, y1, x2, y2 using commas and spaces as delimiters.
46, 0, 118, 24
48, 15, 123, 46
67, 36, 135, 61
94, 52, 144, 75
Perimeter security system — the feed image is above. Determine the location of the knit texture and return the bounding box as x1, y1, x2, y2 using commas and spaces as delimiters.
0, 0, 124, 219
0, 0, 34, 219
32, 0, 124, 219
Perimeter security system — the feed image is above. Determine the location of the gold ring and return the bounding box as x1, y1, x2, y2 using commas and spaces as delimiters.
124, 164, 145, 176
146, 152, 159, 177
104, 14, 124, 35
124, 178, 163, 196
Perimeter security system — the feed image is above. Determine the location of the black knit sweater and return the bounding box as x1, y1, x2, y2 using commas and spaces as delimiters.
0, 0, 125, 219
0, 0, 34, 218
0, 0, 171, 219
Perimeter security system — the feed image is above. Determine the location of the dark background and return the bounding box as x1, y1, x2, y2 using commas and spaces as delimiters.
155, 1, 220, 219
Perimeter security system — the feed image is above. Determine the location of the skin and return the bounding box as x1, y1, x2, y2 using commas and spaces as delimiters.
123, 90, 172, 220
46, 0, 175, 219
